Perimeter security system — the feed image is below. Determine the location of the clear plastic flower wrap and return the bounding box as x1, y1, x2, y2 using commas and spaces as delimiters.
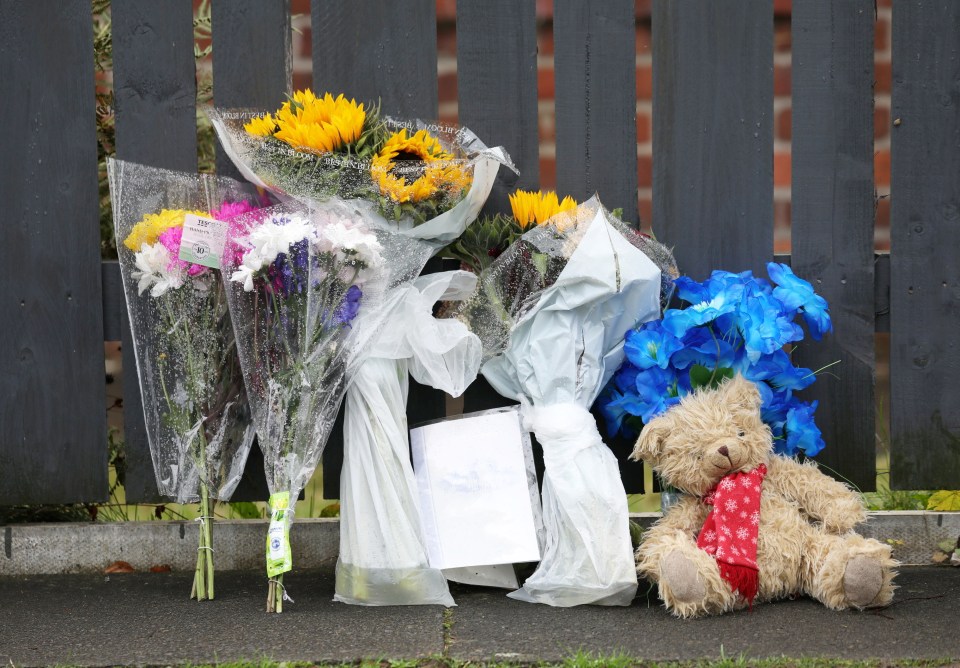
208, 91, 511, 248
222, 199, 437, 612
211, 91, 514, 607
107, 158, 266, 601
452, 197, 670, 607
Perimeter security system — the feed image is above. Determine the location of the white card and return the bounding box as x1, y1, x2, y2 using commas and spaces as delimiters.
411, 408, 541, 571
178, 213, 227, 269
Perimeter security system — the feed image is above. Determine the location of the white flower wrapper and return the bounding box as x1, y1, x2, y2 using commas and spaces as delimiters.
455, 197, 663, 606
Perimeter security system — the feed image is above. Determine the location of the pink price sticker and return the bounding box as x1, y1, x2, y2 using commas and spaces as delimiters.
178, 214, 227, 270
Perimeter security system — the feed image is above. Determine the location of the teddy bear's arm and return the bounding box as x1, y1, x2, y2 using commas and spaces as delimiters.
766, 456, 866, 532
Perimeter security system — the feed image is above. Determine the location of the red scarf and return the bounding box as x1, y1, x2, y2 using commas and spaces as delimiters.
696, 464, 766, 605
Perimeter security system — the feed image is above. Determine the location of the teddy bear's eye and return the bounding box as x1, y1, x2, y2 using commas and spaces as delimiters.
737, 430, 745, 438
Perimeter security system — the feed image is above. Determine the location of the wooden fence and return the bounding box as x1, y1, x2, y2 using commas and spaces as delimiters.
1, 0, 958, 506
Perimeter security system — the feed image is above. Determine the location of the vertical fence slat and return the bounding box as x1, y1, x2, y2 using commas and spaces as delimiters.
554, 0, 644, 493
0, 1, 106, 504
112, 0, 198, 502
455, 0, 541, 463
791, 1, 876, 491
312, 0, 437, 118
890, 1, 960, 490
554, 0, 638, 226
457, 0, 538, 212
314, 0, 440, 499
212, 0, 291, 180
653, 0, 773, 280
210, 0, 291, 501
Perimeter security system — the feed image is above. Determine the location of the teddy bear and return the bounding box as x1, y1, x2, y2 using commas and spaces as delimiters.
631, 374, 897, 618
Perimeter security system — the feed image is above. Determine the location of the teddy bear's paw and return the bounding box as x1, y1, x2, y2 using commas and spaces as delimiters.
843, 555, 884, 608
661, 550, 706, 605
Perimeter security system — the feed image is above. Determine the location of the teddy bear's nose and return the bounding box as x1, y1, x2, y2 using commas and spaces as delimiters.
717, 445, 730, 457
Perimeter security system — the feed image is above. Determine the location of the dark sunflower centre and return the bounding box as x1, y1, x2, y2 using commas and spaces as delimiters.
389, 149, 427, 182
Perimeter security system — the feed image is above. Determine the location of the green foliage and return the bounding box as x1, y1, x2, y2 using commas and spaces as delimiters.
689, 364, 734, 392
440, 213, 525, 273
927, 490, 960, 511
228, 502, 263, 519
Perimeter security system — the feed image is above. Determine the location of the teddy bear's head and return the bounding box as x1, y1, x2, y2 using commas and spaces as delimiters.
631, 374, 772, 497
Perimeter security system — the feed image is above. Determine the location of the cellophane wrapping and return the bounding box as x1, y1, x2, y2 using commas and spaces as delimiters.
108, 157, 260, 504
454, 197, 669, 606
211, 102, 513, 606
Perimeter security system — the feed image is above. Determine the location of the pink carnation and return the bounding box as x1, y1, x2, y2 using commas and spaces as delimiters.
157, 226, 207, 277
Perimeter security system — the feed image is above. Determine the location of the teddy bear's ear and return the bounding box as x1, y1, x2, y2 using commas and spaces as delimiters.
720, 374, 763, 414
631, 417, 669, 462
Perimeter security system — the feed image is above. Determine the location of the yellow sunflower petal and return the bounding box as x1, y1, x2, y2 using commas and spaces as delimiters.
509, 190, 578, 228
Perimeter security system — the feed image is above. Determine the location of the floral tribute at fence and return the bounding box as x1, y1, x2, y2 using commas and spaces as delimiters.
211, 89, 513, 610
595, 262, 834, 458
451, 197, 676, 606
107, 159, 266, 600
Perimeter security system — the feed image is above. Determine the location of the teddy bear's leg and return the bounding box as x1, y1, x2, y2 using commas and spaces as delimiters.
638, 533, 740, 617
802, 532, 897, 610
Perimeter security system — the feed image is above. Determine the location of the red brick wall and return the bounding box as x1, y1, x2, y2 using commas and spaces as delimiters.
290, 0, 892, 252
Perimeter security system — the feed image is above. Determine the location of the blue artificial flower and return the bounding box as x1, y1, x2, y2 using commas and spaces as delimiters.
670, 326, 737, 371
767, 262, 833, 340
736, 291, 804, 363
624, 324, 683, 370
740, 349, 815, 391
614, 362, 640, 394
662, 291, 738, 339
632, 366, 681, 423
783, 400, 825, 457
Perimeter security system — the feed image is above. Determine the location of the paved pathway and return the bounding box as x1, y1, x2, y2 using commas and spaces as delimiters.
1, 566, 957, 666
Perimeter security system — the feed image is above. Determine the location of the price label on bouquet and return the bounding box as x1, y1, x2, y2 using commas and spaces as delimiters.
179, 214, 227, 270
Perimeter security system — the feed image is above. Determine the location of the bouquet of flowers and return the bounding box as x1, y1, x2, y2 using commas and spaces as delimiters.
443, 189, 577, 274
107, 158, 265, 600
208, 89, 507, 245
452, 197, 674, 607
223, 200, 409, 612
211, 90, 513, 607
595, 263, 833, 457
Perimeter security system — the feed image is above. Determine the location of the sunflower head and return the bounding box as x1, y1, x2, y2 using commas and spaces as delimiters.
371, 128, 471, 204
508, 190, 578, 229
244, 89, 367, 155
123, 208, 207, 251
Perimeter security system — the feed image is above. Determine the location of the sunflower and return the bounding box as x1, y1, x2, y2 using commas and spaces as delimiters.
244, 89, 366, 154
371, 129, 470, 204
508, 190, 578, 229
123, 208, 207, 252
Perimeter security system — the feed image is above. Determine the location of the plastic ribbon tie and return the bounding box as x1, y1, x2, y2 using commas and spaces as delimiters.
269, 579, 294, 603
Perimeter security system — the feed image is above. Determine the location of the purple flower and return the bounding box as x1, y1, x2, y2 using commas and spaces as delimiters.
335, 285, 362, 325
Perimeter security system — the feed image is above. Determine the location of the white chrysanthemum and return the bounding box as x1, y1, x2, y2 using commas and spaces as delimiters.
319, 219, 383, 267
132, 242, 184, 297
230, 213, 316, 291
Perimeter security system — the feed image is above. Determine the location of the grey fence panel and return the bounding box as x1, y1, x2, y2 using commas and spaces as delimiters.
554, 0, 644, 492
211, 0, 292, 502
455, 0, 537, 463
314, 0, 441, 499
212, 0, 291, 180
653, 0, 774, 280
457, 0, 538, 212
312, 0, 437, 118
554, 0, 639, 226
790, 1, 876, 491
112, 0, 198, 503
890, 1, 960, 490
0, 0, 107, 504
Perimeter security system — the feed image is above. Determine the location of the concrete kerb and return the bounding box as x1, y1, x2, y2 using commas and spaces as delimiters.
1, 512, 957, 576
